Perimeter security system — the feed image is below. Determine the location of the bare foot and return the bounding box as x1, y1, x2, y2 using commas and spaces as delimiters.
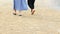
13, 13, 16, 15
19, 11, 22, 16
13, 9, 17, 15
31, 10, 35, 15
19, 15, 22, 16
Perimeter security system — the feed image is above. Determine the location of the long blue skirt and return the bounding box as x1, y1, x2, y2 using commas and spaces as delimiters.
14, 0, 28, 11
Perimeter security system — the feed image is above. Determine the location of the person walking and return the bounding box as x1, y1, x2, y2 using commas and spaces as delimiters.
28, 0, 35, 15
13, 0, 28, 16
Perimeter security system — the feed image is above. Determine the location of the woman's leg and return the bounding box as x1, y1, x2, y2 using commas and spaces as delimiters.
13, 0, 17, 15
19, 11, 22, 16
28, 0, 35, 15
28, 0, 35, 9
13, 9, 17, 15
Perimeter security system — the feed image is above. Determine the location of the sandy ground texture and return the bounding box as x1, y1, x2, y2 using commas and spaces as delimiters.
0, 0, 60, 34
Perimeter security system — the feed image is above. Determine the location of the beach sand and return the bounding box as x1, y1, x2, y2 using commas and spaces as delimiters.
0, 0, 60, 34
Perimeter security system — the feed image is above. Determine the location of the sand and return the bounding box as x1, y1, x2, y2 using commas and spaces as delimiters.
0, 0, 60, 34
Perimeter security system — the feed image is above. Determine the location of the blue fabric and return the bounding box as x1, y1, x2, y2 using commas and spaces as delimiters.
14, 0, 28, 11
